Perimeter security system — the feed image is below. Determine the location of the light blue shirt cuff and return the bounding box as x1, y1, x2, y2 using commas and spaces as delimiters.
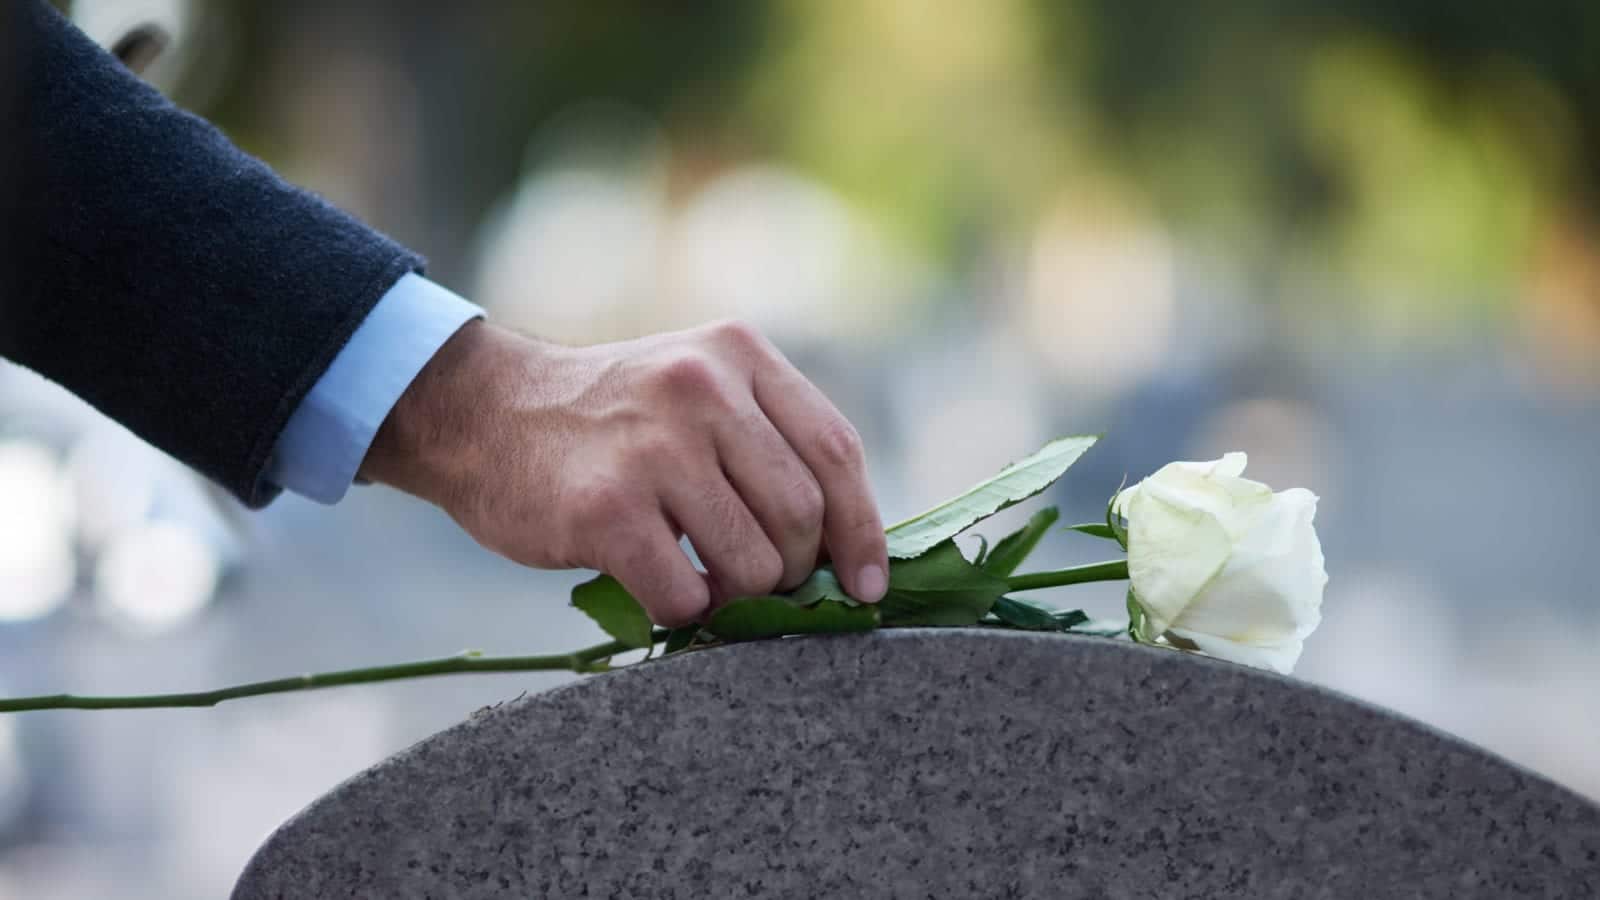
265, 273, 484, 504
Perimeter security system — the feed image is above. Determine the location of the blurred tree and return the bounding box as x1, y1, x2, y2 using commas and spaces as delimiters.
183, 0, 1599, 338
1033, 0, 1599, 338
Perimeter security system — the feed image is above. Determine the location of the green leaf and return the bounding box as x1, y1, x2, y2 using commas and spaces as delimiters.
885, 435, 1099, 559
1052, 609, 1090, 629
662, 626, 699, 655
707, 596, 879, 641
880, 540, 1009, 626
787, 567, 858, 607
571, 574, 655, 650
990, 595, 1065, 631
887, 539, 1006, 591
971, 534, 991, 568
981, 507, 1060, 577
881, 589, 1006, 626
1065, 522, 1117, 540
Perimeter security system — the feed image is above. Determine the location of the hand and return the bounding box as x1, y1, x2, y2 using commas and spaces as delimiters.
359, 318, 889, 627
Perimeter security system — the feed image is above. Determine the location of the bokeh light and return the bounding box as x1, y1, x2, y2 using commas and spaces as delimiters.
1021, 196, 1176, 397
0, 440, 76, 622
473, 166, 664, 343
93, 520, 220, 635
68, 0, 191, 86
669, 165, 859, 340
64, 422, 163, 551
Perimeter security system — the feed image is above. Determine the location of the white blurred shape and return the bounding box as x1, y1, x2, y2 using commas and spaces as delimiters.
67, 419, 245, 570
72, 0, 189, 47
65, 422, 162, 550
0, 441, 76, 622
71, 0, 192, 86
473, 169, 662, 342
1022, 208, 1176, 395
94, 520, 219, 634
671, 166, 855, 341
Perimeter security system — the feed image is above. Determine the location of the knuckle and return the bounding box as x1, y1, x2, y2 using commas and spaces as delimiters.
728, 546, 784, 597
568, 478, 634, 531
706, 318, 764, 353
653, 351, 722, 398
650, 586, 709, 628
645, 566, 709, 626
705, 520, 783, 597
776, 533, 822, 589
647, 605, 691, 628
755, 546, 785, 590
814, 418, 864, 469
778, 477, 825, 534
652, 607, 696, 629
629, 429, 685, 467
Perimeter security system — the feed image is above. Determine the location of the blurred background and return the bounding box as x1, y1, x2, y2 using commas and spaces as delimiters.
2, 0, 1599, 895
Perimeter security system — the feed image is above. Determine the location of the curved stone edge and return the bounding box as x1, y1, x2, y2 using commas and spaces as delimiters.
233, 628, 1600, 893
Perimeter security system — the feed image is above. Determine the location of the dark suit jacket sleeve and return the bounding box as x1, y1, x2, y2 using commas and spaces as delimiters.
1, 0, 426, 507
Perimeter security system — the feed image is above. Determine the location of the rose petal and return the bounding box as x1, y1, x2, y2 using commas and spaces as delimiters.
1168, 627, 1305, 674
1137, 458, 1274, 543
1122, 484, 1233, 636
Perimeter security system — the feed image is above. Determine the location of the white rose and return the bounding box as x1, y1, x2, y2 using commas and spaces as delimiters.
1114, 452, 1327, 674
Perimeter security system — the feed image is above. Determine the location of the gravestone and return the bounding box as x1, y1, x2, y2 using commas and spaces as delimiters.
232, 630, 1600, 898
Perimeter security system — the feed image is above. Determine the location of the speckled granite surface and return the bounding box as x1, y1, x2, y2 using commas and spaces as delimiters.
232, 630, 1600, 898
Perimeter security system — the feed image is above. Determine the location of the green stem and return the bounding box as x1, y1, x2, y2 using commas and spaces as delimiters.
1004, 560, 1128, 593
0, 631, 665, 713
0, 557, 1129, 714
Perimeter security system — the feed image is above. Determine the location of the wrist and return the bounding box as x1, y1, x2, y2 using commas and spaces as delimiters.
359, 319, 514, 506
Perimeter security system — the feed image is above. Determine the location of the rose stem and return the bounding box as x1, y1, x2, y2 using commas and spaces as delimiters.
2, 560, 1134, 713
0, 631, 666, 713
1003, 560, 1129, 593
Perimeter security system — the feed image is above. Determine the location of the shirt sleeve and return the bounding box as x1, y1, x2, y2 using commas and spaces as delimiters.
264, 273, 484, 504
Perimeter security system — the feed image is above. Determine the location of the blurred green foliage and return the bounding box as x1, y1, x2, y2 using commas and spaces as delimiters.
198, 0, 1600, 337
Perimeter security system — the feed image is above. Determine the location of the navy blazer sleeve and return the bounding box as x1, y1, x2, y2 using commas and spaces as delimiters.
1, 0, 425, 507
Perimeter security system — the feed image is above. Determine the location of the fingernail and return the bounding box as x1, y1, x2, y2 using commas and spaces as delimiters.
856, 564, 887, 604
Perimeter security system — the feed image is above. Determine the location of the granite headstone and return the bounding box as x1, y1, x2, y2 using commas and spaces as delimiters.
232, 629, 1600, 898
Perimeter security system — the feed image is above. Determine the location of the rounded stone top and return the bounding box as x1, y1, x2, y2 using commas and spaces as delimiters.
234, 630, 1600, 899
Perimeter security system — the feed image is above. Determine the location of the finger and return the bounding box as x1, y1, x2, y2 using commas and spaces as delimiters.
715, 407, 826, 591
601, 515, 711, 628
664, 468, 784, 603
753, 361, 888, 603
